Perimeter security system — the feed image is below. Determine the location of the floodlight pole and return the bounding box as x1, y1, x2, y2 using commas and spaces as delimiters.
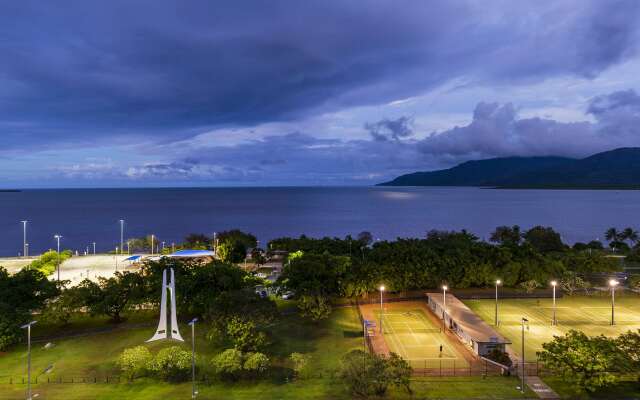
151, 234, 155, 255
189, 318, 198, 399
119, 219, 124, 255
21, 321, 37, 400
115, 247, 119, 271
551, 281, 557, 326
54, 235, 62, 281
495, 280, 501, 326
521, 317, 528, 394
93, 242, 96, 254
442, 285, 448, 331
379, 286, 385, 334
21, 221, 27, 258
610, 280, 618, 325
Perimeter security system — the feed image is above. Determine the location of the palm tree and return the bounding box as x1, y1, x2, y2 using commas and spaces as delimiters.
605, 228, 621, 243
622, 227, 639, 245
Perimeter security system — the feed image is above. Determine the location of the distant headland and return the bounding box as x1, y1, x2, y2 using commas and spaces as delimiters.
378, 147, 640, 189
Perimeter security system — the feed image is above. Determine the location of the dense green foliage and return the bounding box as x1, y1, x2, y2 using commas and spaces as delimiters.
274, 227, 619, 310
147, 346, 193, 382
212, 349, 271, 381
0, 267, 59, 350
118, 346, 153, 381
537, 330, 640, 393
339, 350, 412, 397
26, 250, 72, 275
73, 271, 145, 322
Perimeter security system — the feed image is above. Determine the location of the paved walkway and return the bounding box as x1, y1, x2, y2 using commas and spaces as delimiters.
525, 376, 560, 399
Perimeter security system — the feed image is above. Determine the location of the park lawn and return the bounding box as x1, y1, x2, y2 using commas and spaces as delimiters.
542, 375, 640, 399
464, 292, 640, 361
0, 305, 532, 399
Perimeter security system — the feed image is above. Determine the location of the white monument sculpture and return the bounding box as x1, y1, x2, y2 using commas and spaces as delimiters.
147, 268, 184, 342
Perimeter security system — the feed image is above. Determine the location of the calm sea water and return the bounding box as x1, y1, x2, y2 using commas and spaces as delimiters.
0, 187, 638, 257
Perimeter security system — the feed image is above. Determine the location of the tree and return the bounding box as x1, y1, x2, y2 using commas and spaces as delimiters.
297, 294, 332, 322
0, 267, 59, 350
616, 330, 640, 371
523, 226, 565, 253
26, 250, 72, 276
385, 352, 413, 394
118, 346, 153, 381
278, 253, 349, 320
537, 330, 624, 393
357, 231, 373, 246
519, 279, 539, 294
289, 352, 312, 379
41, 284, 83, 325
243, 352, 270, 377
147, 346, 192, 382
212, 349, 245, 380
490, 225, 522, 246
184, 233, 210, 249
605, 227, 621, 243
560, 272, 588, 296
226, 317, 269, 352
622, 228, 639, 246
339, 350, 412, 397
76, 272, 144, 322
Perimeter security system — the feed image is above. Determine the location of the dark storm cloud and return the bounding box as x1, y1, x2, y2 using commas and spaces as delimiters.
1, 0, 640, 149
365, 116, 414, 141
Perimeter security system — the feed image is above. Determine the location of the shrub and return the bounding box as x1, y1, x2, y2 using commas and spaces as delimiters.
226, 317, 268, 352
339, 350, 412, 397
148, 346, 192, 382
212, 349, 244, 380
289, 352, 311, 379
243, 352, 270, 377
117, 346, 152, 381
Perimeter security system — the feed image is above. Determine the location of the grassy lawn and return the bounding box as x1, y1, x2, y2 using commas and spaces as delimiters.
464, 292, 640, 361
0, 305, 532, 399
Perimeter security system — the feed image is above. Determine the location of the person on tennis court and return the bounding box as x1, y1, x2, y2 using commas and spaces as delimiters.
439, 344, 443, 358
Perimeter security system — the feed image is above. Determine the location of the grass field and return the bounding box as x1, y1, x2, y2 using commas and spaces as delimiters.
0, 301, 531, 399
465, 291, 640, 360
375, 302, 470, 369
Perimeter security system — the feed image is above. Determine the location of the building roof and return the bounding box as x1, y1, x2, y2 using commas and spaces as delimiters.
425, 292, 511, 344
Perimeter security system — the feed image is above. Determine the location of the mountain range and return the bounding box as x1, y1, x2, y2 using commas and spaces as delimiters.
378, 147, 640, 189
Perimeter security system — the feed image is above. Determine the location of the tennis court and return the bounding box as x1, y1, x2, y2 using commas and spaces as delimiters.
362, 301, 471, 369
465, 293, 640, 360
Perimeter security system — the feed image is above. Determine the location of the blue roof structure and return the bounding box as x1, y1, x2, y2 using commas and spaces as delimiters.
124, 255, 142, 261
168, 249, 215, 258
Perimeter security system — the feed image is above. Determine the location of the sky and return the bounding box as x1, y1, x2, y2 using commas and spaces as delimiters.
1, 0, 640, 187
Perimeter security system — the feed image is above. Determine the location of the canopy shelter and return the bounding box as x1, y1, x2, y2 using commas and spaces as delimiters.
124, 255, 142, 262
167, 249, 215, 258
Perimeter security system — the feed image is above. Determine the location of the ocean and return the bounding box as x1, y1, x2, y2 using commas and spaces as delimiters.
0, 186, 638, 256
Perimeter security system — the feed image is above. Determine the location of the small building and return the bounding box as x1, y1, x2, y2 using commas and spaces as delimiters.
425, 292, 510, 356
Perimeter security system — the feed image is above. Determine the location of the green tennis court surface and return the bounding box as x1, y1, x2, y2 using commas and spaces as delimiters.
465, 293, 640, 360
375, 303, 469, 369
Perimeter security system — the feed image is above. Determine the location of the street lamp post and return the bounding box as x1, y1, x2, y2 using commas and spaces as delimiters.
54, 235, 62, 281
21, 320, 37, 400
495, 280, 501, 326
551, 281, 557, 326
21, 221, 27, 258
115, 247, 119, 271
162, 241, 165, 252
379, 285, 385, 334
188, 318, 198, 399
119, 219, 124, 255
610, 279, 619, 325
93, 242, 96, 255
151, 235, 155, 255
442, 285, 448, 331
521, 317, 528, 393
